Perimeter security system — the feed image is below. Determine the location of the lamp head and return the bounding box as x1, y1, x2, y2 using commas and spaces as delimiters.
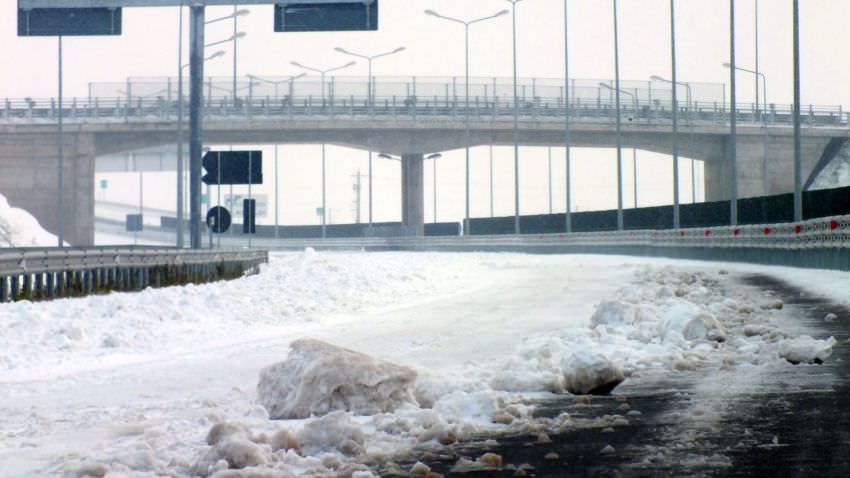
722, 62, 732, 68
650, 75, 665, 82
234, 31, 247, 39
235, 9, 250, 16
393, 47, 407, 53
424, 9, 437, 16
495, 10, 510, 17
426, 153, 443, 160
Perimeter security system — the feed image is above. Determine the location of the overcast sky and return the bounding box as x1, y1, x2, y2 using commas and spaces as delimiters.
4, 0, 849, 227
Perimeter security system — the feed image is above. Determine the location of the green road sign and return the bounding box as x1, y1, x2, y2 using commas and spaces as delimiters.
316, 207, 324, 216
100, 179, 108, 189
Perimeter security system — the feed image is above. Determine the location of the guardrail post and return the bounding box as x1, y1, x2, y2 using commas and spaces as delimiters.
34, 273, 43, 300
0, 276, 6, 302
11, 275, 20, 301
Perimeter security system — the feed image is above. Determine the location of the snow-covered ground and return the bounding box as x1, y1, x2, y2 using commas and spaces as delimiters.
0, 251, 846, 477
0, 192, 60, 247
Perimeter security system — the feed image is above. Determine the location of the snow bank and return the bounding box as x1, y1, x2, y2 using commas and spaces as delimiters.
257, 338, 418, 419
561, 348, 625, 395
0, 251, 478, 381
0, 192, 60, 247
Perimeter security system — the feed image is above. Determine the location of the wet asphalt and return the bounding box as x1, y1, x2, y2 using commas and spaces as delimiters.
395, 273, 850, 478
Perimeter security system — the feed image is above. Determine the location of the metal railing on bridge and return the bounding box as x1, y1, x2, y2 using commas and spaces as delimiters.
2, 76, 847, 129
0, 246, 268, 303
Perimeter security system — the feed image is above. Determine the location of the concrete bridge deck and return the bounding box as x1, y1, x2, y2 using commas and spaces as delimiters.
1, 76, 848, 245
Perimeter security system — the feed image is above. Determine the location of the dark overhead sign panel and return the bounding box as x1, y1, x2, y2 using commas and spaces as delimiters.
18, 7, 122, 36
202, 151, 263, 186
275, 0, 378, 32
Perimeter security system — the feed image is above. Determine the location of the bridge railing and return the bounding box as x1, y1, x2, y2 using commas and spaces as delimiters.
3, 76, 848, 129
0, 246, 268, 303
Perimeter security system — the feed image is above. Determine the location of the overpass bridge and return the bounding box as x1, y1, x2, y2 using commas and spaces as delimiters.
1, 75, 848, 245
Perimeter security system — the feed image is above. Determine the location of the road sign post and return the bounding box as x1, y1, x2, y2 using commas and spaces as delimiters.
18, 0, 379, 248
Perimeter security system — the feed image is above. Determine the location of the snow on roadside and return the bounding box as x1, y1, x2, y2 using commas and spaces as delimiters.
47, 258, 840, 478
0, 192, 60, 247
0, 251, 480, 382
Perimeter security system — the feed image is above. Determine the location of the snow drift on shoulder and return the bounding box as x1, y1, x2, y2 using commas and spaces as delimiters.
257, 338, 418, 419
0, 192, 60, 247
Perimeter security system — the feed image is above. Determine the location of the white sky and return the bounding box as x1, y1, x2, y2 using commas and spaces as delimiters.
4, 0, 849, 226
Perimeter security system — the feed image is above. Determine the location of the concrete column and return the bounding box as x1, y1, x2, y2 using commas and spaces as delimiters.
703, 134, 833, 201
401, 153, 425, 236
0, 133, 95, 246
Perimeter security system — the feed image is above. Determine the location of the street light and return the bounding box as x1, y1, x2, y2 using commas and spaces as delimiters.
290, 60, 356, 103
610, 0, 624, 230
425, 8, 508, 235
723, 62, 768, 195
206, 31, 246, 49
722, 63, 766, 117
247, 73, 306, 99
599, 80, 626, 227
505, 0, 525, 235
334, 46, 407, 229
245, 73, 305, 241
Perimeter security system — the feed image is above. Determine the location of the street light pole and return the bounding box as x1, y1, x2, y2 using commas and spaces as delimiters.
506, 0, 523, 235
724, 62, 768, 193
334, 46, 406, 228
670, 0, 680, 229
425, 10, 507, 235
613, 0, 624, 231
729, 0, 738, 226
57, 35, 64, 247
792, 0, 802, 222
290, 61, 356, 239
564, 0, 572, 233
489, 145, 495, 218
188, 5, 205, 249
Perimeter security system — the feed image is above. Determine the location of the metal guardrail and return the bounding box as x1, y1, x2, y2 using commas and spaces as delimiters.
264, 215, 850, 270
0, 247, 268, 302
2, 76, 848, 129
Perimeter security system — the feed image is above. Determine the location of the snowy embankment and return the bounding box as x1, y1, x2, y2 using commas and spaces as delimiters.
0, 192, 59, 247
0, 252, 842, 477
0, 250, 477, 381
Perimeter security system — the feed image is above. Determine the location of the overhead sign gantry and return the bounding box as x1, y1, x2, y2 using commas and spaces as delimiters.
17, 0, 380, 249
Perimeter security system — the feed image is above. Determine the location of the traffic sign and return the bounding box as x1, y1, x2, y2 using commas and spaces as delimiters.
202, 151, 263, 186
275, 0, 378, 32
18, 7, 122, 36
316, 207, 325, 216
206, 206, 232, 234
126, 214, 143, 232
243, 199, 257, 234
100, 179, 108, 189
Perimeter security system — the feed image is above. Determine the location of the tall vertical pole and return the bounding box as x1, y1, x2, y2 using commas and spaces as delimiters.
57, 36, 64, 247
792, 0, 802, 222
274, 144, 280, 239
176, 3, 185, 248
729, 0, 738, 226
548, 147, 553, 214
564, 0, 572, 233
368, 59, 373, 227
322, 144, 327, 238
189, 6, 205, 249
511, 1, 521, 235
489, 145, 494, 218
232, 5, 238, 104
754, 0, 760, 114
464, 24, 471, 235
632, 149, 638, 208
613, 0, 624, 231
433, 158, 438, 223
670, 0, 681, 229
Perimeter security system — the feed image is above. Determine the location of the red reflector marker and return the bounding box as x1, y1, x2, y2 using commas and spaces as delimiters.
795, 225, 802, 234
830, 220, 839, 231
763, 227, 771, 235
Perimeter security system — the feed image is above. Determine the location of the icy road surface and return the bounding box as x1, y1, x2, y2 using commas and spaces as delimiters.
0, 251, 847, 477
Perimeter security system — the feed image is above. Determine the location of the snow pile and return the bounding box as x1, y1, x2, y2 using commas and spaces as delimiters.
0, 251, 480, 381
0, 192, 60, 247
561, 348, 625, 395
257, 338, 417, 419
779, 336, 836, 364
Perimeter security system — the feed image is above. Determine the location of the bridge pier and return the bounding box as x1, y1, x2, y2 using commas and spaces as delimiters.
703, 135, 834, 202
0, 133, 95, 246
401, 153, 425, 236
